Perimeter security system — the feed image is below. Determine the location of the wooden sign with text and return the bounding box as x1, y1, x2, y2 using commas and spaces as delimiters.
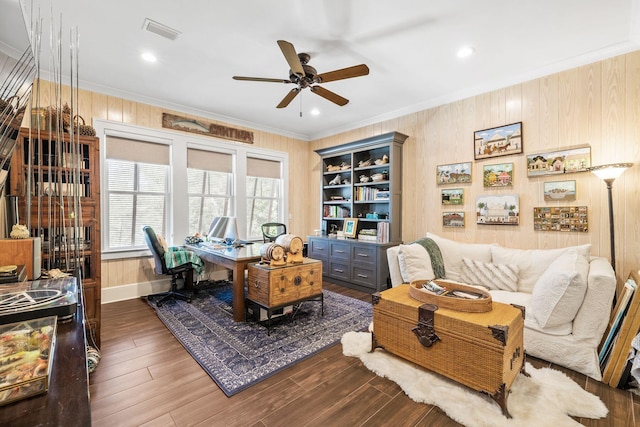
162, 113, 254, 144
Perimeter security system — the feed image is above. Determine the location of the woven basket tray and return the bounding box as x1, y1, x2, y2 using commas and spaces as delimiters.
409, 279, 492, 312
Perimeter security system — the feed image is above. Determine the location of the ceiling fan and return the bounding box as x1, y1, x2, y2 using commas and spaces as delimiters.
232, 40, 369, 109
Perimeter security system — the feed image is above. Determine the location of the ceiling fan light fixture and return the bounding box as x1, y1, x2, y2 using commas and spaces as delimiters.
457, 46, 476, 58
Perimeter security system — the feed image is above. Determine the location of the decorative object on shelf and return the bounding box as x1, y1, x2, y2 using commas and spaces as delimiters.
370, 172, 385, 182
343, 218, 358, 238
68, 115, 96, 136
358, 158, 372, 167
476, 194, 519, 225
326, 162, 349, 172
437, 162, 472, 185
443, 212, 465, 228
474, 122, 523, 160
543, 180, 576, 201
185, 235, 203, 245
441, 188, 463, 205
374, 154, 389, 165
359, 174, 370, 183
9, 224, 29, 239
275, 233, 304, 264
340, 162, 351, 170
483, 163, 513, 187
527, 145, 591, 176
589, 162, 633, 271
259, 242, 287, 267
328, 174, 341, 185
533, 206, 588, 232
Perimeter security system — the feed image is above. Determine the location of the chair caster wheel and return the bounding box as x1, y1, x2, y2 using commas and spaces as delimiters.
157, 302, 163, 307
186, 298, 192, 303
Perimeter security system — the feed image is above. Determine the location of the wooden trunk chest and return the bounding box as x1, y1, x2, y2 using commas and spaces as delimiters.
247, 258, 323, 308
372, 285, 525, 418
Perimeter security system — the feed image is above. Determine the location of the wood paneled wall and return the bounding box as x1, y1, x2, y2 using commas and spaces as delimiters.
31, 50, 640, 296
311, 50, 640, 291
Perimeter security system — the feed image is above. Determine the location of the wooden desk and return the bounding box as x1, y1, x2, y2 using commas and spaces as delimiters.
0, 282, 90, 426
186, 243, 262, 321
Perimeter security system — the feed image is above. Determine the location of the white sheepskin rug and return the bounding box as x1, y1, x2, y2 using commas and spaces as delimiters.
341, 331, 608, 427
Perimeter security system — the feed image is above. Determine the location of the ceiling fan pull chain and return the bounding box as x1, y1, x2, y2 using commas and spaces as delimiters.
299, 90, 303, 117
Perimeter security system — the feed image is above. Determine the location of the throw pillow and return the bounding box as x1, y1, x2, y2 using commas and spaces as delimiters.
490, 244, 591, 293
460, 258, 519, 291
426, 232, 494, 282
156, 233, 169, 253
398, 243, 435, 283
530, 249, 589, 329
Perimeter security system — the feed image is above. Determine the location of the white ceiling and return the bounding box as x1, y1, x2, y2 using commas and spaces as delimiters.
1, 0, 640, 141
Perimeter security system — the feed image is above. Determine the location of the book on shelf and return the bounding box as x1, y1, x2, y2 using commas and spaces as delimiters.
376, 222, 389, 243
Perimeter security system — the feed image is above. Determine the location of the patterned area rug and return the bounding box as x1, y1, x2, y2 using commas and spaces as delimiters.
147, 283, 372, 396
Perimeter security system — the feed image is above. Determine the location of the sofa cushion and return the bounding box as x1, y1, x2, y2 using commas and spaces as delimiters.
460, 258, 519, 291
490, 244, 591, 293
426, 233, 494, 282
398, 243, 435, 283
530, 249, 589, 330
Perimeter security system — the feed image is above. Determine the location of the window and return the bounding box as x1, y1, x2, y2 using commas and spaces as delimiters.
104, 136, 170, 251
187, 149, 233, 236
246, 157, 282, 239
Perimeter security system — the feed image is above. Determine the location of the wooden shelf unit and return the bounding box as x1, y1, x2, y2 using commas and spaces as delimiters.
9, 128, 101, 344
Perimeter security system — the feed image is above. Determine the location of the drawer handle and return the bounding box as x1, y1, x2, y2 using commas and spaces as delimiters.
334, 269, 344, 273
253, 280, 260, 288
357, 253, 369, 257
335, 250, 345, 253
357, 274, 369, 278
317, 247, 325, 251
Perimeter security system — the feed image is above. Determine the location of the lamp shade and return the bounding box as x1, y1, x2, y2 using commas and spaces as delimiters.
589, 163, 633, 181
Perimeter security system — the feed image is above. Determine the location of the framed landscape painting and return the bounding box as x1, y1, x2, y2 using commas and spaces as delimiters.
483, 163, 513, 187
544, 180, 576, 201
436, 162, 472, 185
474, 122, 523, 160
526, 146, 591, 177
441, 188, 464, 205
476, 194, 519, 225
443, 212, 465, 228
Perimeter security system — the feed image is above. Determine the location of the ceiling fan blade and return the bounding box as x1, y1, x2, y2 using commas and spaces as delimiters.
277, 40, 305, 77
277, 88, 301, 108
233, 76, 292, 83
310, 86, 349, 106
317, 64, 369, 83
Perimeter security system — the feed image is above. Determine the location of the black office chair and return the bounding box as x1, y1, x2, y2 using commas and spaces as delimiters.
261, 222, 287, 242
143, 226, 193, 307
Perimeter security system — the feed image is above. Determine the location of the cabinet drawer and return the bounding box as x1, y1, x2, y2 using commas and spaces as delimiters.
351, 245, 375, 266
330, 241, 350, 259
351, 265, 376, 289
308, 238, 329, 260
329, 260, 350, 281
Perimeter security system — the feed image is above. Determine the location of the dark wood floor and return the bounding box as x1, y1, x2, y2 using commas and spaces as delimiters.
90, 283, 640, 426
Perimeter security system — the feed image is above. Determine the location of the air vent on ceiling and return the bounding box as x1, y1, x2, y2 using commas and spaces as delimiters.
142, 18, 181, 41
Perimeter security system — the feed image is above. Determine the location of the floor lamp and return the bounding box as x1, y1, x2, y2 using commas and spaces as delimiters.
589, 163, 633, 272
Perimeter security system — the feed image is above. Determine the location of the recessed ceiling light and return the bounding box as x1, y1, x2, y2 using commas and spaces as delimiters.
310, 108, 320, 116
141, 52, 157, 63
457, 46, 475, 58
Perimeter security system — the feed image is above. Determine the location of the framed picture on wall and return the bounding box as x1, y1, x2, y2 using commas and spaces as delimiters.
476, 194, 519, 225
474, 122, 523, 160
436, 162, 472, 185
483, 163, 513, 187
441, 188, 464, 205
526, 146, 591, 177
544, 180, 577, 201
443, 212, 465, 227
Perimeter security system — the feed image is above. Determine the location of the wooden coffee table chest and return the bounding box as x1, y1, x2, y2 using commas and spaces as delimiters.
247, 258, 323, 332
372, 284, 525, 418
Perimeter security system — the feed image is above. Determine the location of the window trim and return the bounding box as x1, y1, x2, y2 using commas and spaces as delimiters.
95, 119, 288, 260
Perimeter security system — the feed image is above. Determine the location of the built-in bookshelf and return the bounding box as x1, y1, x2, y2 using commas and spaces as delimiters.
9, 127, 101, 344
315, 131, 407, 243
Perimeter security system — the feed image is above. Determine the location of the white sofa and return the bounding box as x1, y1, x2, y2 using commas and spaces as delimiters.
386, 232, 616, 380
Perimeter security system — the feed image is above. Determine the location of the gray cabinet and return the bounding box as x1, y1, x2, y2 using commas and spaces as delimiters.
308, 236, 400, 293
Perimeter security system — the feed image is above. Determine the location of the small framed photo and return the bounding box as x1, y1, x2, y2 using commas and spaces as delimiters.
526, 145, 591, 176
343, 218, 358, 238
443, 212, 465, 228
474, 122, 523, 160
476, 194, 519, 225
436, 162, 472, 185
441, 188, 464, 205
544, 180, 577, 201
483, 163, 513, 187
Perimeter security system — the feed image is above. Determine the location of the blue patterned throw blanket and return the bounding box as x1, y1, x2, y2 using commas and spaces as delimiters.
164, 247, 204, 275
